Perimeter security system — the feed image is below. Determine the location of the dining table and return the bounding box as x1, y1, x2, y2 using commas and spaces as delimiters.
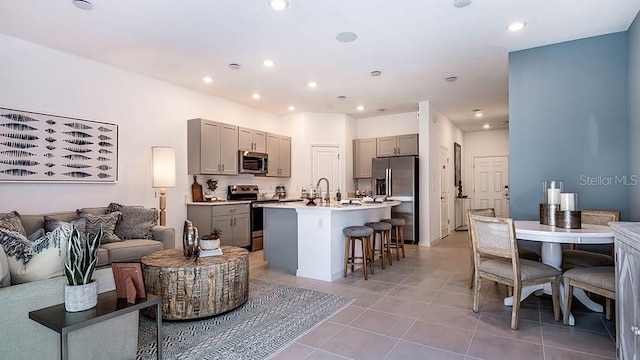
506, 220, 615, 326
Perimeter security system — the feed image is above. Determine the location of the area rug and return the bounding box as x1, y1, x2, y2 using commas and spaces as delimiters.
136, 280, 352, 360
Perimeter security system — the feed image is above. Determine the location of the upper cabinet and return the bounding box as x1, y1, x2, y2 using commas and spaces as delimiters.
376, 134, 418, 157
353, 138, 376, 178
239, 127, 266, 153
188, 118, 239, 175
266, 133, 291, 177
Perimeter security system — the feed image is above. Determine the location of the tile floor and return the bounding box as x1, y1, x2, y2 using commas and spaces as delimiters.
248, 231, 617, 360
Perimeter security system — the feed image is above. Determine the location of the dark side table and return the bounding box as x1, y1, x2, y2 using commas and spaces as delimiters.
29, 290, 162, 360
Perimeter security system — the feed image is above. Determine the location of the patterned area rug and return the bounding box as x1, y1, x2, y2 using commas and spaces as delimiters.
137, 280, 352, 360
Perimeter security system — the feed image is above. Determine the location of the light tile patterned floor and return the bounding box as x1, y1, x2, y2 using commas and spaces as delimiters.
249, 231, 616, 360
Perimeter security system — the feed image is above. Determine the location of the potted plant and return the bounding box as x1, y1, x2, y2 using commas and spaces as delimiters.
200, 227, 222, 250
63, 226, 102, 312
204, 179, 219, 201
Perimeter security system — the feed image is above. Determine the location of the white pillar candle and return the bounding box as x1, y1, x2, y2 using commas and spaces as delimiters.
560, 193, 575, 211
547, 189, 560, 204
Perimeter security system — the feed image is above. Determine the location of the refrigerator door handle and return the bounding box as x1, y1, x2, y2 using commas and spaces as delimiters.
387, 168, 392, 196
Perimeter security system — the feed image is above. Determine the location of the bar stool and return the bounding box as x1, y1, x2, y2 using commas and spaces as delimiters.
382, 218, 406, 261
343, 226, 374, 280
365, 221, 393, 269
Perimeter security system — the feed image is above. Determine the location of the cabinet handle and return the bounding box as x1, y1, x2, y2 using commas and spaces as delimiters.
217, 164, 221, 171
222, 164, 225, 171
632, 326, 640, 336
230, 218, 233, 226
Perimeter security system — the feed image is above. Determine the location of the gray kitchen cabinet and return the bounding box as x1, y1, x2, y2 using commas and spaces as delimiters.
188, 118, 239, 175
266, 133, 291, 177
376, 134, 418, 157
239, 127, 266, 153
353, 138, 376, 178
611, 222, 640, 360
187, 204, 250, 248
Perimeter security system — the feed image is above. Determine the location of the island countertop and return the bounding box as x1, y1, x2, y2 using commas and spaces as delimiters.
259, 200, 400, 211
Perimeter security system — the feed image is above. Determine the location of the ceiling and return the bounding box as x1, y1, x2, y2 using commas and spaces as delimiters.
0, 1, 638, 132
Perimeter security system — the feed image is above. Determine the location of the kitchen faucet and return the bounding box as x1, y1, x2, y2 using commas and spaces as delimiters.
316, 177, 330, 205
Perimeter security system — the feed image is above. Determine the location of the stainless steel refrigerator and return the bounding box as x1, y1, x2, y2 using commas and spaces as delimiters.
372, 156, 419, 243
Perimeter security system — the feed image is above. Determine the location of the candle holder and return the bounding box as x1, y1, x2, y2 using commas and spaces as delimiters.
540, 203, 560, 226
555, 210, 582, 229
542, 180, 564, 205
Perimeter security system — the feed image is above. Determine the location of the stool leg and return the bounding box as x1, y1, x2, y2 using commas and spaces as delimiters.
385, 229, 392, 266
379, 231, 386, 269
360, 237, 368, 280
394, 226, 400, 261
343, 236, 350, 277
399, 226, 405, 258
367, 234, 374, 274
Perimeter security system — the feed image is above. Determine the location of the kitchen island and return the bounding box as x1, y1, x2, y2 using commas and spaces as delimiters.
260, 200, 400, 282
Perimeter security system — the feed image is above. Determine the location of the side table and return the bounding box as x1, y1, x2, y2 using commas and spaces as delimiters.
29, 290, 162, 360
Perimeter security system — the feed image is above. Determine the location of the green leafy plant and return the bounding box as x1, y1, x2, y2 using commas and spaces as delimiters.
201, 227, 222, 240
206, 179, 218, 192
64, 226, 102, 286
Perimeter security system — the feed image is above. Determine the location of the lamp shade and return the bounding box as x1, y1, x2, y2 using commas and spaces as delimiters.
152, 147, 176, 188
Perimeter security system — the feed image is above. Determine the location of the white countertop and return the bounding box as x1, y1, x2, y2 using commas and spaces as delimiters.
259, 200, 400, 211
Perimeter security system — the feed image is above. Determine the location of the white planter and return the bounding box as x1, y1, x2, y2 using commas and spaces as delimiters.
64, 281, 98, 312
200, 239, 220, 250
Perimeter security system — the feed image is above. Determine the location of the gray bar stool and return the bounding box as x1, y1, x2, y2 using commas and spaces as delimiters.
382, 218, 406, 260
343, 226, 374, 280
365, 221, 393, 269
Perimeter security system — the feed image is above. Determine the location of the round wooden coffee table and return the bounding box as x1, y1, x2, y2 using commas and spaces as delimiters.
141, 246, 249, 320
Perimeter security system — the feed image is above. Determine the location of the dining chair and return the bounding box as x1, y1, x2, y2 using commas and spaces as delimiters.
562, 266, 615, 325
562, 210, 619, 270
466, 208, 540, 289
469, 214, 561, 330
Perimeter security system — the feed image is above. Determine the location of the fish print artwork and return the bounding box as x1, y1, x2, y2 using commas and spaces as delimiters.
0, 107, 118, 182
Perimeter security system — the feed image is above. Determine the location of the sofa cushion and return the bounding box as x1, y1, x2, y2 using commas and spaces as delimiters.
80, 211, 122, 244
101, 239, 163, 262
0, 246, 10, 287
106, 203, 157, 240
0, 211, 27, 237
0, 226, 70, 284
97, 248, 109, 267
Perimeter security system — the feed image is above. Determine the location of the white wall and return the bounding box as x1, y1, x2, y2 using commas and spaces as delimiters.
356, 112, 419, 138
0, 34, 286, 240
462, 129, 509, 206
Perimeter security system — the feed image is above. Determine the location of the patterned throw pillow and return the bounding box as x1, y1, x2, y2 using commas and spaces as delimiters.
106, 203, 157, 239
80, 211, 122, 243
0, 246, 10, 287
0, 211, 27, 237
44, 216, 87, 242
0, 226, 71, 284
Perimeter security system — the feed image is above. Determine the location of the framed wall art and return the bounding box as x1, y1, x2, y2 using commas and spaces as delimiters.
454, 142, 461, 186
0, 107, 118, 182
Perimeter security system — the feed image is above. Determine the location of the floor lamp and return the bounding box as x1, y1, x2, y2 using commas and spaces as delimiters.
152, 147, 176, 226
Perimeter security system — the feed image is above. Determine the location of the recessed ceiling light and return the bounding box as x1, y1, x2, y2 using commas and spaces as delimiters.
263, 59, 274, 68
475, 112, 483, 118
445, 76, 458, 82
336, 32, 358, 43
252, 93, 261, 100
307, 82, 318, 88
268, 0, 289, 10
356, 106, 364, 111
508, 22, 526, 32
202, 76, 213, 84
228, 63, 241, 70
370, 71, 382, 77
73, 0, 94, 10
337, 95, 347, 100
483, 124, 490, 129
288, 106, 295, 111
453, 0, 472, 8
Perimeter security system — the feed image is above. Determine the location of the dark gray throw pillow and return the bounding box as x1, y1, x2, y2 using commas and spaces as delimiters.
80, 211, 122, 244
44, 216, 87, 236
106, 203, 157, 239
0, 211, 27, 237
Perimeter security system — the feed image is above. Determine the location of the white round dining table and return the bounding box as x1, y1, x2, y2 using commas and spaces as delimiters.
508, 220, 614, 326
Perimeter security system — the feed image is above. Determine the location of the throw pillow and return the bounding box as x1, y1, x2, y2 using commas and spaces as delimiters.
80, 211, 122, 243
0, 246, 10, 287
44, 216, 87, 241
106, 203, 157, 239
27, 228, 45, 242
0, 226, 70, 284
0, 211, 27, 237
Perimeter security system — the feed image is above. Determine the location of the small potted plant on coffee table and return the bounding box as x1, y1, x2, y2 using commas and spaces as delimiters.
63, 226, 102, 312
200, 227, 222, 250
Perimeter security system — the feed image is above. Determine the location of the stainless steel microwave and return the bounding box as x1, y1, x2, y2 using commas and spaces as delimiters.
239, 151, 268, 175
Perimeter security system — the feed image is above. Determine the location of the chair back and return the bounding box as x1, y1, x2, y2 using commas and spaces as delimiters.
466, 208, 496, 238
581, 210, 620, 226
468, 214, 518, 261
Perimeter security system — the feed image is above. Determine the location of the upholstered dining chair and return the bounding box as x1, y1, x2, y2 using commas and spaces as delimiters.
467, 208, 540, 289
469, 214, 561, 330
562, 266, 615, 325
562, 210, 619, 270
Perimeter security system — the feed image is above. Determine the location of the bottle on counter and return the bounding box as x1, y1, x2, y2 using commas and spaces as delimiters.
336, 188, 341, 201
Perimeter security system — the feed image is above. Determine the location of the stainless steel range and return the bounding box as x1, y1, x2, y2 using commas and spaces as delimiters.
227, 185, 278, 251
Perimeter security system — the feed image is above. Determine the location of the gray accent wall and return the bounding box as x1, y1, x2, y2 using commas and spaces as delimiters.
509, 32, 629, 221
630, 13, 640, 221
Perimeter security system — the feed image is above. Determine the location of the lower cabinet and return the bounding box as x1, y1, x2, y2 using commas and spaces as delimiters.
611, 223, 640, 360
187, 204, 250, 248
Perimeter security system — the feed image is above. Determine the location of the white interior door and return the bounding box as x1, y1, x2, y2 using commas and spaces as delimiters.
311, 145, 340, 199
473, 156, 509, 217
440, 148, 449, 238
